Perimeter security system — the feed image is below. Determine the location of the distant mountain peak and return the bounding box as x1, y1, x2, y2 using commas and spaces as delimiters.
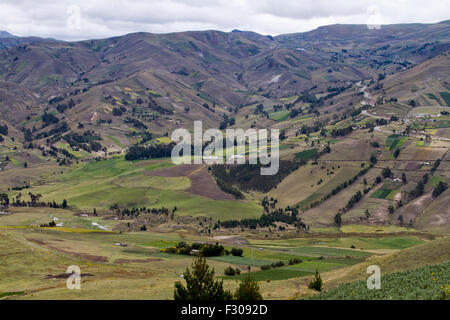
0, 30, 18, 39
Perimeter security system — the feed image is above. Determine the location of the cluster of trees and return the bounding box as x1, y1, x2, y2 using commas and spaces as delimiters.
409, 173, 429, 199
124, 117, 147, 129
113, 206, 174, 219
112, 106, 127, 116
199, 243, 226, 257
62, 131, 103, 153
261, 196, 278, 212
260, 258, 301, 271
0, 193, 10, 206
211, 160, 303, 194
375, 118, 388, 126
289, 108, 302, 118
219, 114, 236, 130
162, 242, 226, 257
55, 98, 76, 113
298, 123, 322, 135
253, 104, 264, 115
125, 142, 175, 160
351, 107, 363, 117
0, 192, 67, 209
217, 205, 306, 230
42, 112, 60, 126
174, 257, 262, 300
293, 85, 351, 111
33, 122, 70, 140
330, 125, 353, 137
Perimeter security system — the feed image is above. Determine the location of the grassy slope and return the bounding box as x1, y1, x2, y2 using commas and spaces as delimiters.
318, 236, 450, 291
11, 157, 262, 220
311, 261, 449, 300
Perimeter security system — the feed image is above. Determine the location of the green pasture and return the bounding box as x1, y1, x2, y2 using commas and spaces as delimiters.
13, 157, 262, 220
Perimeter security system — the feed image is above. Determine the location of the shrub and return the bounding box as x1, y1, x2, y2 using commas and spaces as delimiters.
231, 248, 243, 257
433, 181, 448, 198
234, 275, 263, 300
177, 247, 192, 255
288, 258, 302, 265
224, 266, 236, 276
165, 247, 177, 254
200, 244, 224, 257
191, 243, 203, 250
382, 167, 392, 178
309, 269, 323, 292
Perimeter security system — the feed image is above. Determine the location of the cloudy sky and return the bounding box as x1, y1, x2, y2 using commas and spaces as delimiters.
0, 0, 449, 40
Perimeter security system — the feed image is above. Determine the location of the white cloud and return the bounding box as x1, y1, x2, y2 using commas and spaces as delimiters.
0, 0, 448, 40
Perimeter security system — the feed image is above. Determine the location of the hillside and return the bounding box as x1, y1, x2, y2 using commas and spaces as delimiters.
0, 21, 448, 260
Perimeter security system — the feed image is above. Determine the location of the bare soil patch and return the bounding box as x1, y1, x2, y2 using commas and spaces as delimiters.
26, 237, 108, 262
185, 168, 233, 200
113, 258, 162, 264
46, 273, 94, 279
213, 235, 249, 245
147, 164, 233, 200
405, 161, 420, 171
26, 238, 46, 245
146, 164, 201, 177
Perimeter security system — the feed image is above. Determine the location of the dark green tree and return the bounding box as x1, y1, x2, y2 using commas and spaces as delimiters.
382, 167, 392, 178
234, 275, 263, 300
174, 257, 232, 300
402, 172, 407, 184
334, 213, 342, 227
432, 181, 448, 198
308, 269, 323, 291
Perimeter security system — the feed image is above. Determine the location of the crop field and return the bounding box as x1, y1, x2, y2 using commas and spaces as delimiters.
295, 148, 318, 161
385, 134, 407, 151
371, 189, 392, 199
248, 234, 424, 251
310, 261, 450, 300
297, 165, 363, 209
7, 157, 262, 220
269, 110, 290, 121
